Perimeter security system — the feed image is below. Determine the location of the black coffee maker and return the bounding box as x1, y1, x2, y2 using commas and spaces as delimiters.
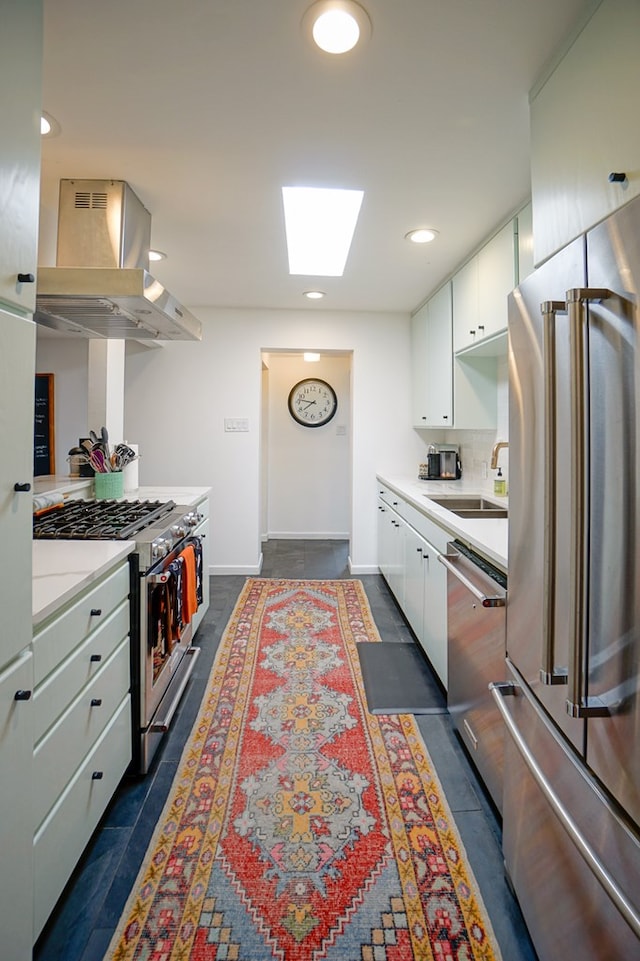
421, 445, 462, 480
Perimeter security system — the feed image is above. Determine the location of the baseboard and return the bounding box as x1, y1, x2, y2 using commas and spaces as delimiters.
266, 531, 350, 540
348, 561, 380, 575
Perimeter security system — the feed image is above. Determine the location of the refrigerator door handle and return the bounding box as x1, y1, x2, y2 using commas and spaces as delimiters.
490, 680, 640, 938
540, 300, 568, 686
438, 552, 506, 607
566, 288, 614, 718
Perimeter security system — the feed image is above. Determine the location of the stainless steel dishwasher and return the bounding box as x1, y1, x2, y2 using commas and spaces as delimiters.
439, 540, 507, 812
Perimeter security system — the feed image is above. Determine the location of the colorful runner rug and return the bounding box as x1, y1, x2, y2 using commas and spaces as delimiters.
107, 579, 502, 961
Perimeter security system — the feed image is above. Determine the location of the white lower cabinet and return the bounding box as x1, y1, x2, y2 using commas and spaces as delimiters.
377, 495, 405, 608
377, 484, 449, 688
34, 696, 131, 938
0, 651, 34, 961
31, 558, 132, 941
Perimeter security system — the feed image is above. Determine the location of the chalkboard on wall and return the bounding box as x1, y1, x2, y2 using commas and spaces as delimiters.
34, 373, 55, 477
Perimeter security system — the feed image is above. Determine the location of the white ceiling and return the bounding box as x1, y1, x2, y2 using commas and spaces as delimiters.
39, 0, 590, 316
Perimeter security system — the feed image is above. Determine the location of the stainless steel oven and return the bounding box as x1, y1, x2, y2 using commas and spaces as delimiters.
33, 498, 205, 773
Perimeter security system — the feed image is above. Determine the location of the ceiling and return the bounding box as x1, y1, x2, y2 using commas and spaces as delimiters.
39, 0, 591, 317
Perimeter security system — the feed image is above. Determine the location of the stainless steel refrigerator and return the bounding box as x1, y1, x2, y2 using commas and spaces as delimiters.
492, 194, 640, 959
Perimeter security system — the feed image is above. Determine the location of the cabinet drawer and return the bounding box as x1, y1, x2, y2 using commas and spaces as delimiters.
33, 637, 130, 831
33, 562, 130, 686
33, 694, 131, 939
33, 600, 130, 743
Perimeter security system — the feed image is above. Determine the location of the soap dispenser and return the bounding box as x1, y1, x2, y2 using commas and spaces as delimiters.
494, 467, 506, 496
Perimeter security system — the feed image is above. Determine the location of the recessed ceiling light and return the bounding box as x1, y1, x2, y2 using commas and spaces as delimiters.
303, 0, 371, 55
304, 352, 321, 362
148, 249, 167, 262
405, 228, 439, 244
304, 290, 326, 300
283, 186, 364, 276
41, 111, 61, 137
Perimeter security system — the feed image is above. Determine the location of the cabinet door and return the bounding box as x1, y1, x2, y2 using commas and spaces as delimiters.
452, 256, 479, 352
403, 525, 427, 641
0, 651, 34, 957
0, 0, 42, 313
422, 544, 448, 688
477, 221, 515, 340
530, 0, 640, 264
410, 303, 430, 427
425, 283, 453, 428
0, 309, 36, 663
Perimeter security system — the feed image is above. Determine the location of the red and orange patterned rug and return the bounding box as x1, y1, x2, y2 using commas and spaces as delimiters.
107, 579, 502, 961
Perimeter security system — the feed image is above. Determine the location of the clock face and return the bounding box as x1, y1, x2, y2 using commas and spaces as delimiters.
288, 378, 338, 428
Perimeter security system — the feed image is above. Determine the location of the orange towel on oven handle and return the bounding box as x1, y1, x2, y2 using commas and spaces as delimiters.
179, 543, 198, 624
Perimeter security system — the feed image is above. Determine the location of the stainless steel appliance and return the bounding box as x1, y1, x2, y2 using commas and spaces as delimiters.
33, 498, 205, 773
440, 541, 506, 812
35, 179, 202, 341
492, 193, 640, 958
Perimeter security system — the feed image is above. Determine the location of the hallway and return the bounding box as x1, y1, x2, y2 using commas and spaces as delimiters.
34, 541, 536, 961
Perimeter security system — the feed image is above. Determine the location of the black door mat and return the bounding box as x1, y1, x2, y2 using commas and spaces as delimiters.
357, 641, 447, 715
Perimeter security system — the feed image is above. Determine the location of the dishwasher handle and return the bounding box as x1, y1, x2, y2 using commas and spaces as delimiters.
438, 551, 506, 607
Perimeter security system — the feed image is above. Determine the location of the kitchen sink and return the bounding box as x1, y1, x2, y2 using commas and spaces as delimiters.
425, 496, 508, 519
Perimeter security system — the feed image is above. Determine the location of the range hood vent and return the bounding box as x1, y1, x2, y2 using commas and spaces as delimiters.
35, 179, 202, 341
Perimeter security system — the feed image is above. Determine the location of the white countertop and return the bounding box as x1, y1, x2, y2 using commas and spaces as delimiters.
33, 540, 135, 627
33, 476, 210, 508
377, 474, 508, 571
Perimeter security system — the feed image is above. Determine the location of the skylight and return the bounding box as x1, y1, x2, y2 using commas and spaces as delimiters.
282, 186, 364, 276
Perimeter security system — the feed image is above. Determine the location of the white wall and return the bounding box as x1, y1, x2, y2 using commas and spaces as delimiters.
35, 336, 88, 473
265, 352, 351, 539
121, 307, 423, 574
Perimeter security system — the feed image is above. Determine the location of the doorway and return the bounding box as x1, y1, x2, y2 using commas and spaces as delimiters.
260, 350, 352, 542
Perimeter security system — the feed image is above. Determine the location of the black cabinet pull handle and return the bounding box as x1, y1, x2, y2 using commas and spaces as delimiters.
90, 608, 102, 617
17, 272, 35, 283
90, 653, 102, 662
14, 482, 31, 492
91, 771, 104, 780
608, 171, 627, 183
90, 698, 103, 707
14, 690, 32, 701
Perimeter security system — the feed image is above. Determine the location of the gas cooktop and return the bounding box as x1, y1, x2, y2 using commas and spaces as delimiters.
33, 498, 177, 541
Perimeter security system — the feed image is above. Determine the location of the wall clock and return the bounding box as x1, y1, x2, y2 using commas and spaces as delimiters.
288, 378, 338, 428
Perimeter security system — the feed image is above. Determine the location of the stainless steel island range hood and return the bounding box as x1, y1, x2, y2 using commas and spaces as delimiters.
35, 179, 202, 341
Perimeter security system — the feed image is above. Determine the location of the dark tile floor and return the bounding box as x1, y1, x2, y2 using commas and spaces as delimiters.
34, 540, 537, 961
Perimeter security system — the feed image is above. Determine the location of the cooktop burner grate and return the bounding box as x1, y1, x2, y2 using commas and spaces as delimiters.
33, 498, 177, 541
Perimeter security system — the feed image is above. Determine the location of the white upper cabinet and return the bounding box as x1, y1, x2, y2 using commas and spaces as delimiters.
530, 0, 640, 264
452, 257, 479, 352
0, 0, 42, 314
453, 220, 516, 353
411, 283, 453, 429
477, 221, 516, 340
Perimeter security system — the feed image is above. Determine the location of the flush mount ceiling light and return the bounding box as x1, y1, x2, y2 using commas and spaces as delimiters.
283, 186, 364, 276
148, 249, 167, 262
41, 111, 61, 137
304, 290, 326, 300
405, 228, 439, 244
303, 0, 371, 54
304, 352, 321, 362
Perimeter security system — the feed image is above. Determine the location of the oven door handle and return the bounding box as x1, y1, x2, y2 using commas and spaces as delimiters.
438, 551, 505, 607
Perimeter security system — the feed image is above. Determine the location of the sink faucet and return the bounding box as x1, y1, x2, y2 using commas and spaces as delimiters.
490, 441, 509, 470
